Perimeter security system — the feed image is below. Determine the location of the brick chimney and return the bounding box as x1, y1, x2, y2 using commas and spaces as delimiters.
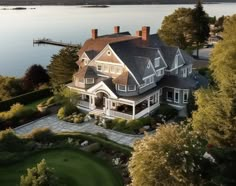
136, 30, 142, 37
91, 29, 98, 39
114, 26, 120, 34
142, 26, 150, 41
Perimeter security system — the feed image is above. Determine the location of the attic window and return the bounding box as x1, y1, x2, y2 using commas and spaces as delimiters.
107, 50, 111, 56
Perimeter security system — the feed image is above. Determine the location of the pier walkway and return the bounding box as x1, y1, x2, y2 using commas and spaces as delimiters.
33, 38, 80, 48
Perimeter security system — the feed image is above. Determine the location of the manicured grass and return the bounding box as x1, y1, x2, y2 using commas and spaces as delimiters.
0, 149, 123, 186
24, 97, 49, 110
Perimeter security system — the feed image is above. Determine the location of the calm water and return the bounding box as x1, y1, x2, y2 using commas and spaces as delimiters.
0, 4, 235, 77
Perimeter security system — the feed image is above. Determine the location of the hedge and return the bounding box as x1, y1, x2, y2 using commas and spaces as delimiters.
0, 88, 53, 112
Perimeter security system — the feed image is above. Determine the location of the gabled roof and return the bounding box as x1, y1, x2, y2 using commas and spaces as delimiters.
180, 49, 195, 65
74, 66, 97, 79
85, 50, 98, 59
113, 70, 137, 85
159, 46, 178, 69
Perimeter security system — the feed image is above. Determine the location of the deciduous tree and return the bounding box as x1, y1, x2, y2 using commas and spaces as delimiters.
129, 125, 204, 186
158, 8, 193, 49
23, 64, 49, 90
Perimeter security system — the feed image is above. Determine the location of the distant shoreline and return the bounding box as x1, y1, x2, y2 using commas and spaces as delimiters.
0, 0, 235, 6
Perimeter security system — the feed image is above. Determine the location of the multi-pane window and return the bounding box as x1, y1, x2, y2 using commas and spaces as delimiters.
128, 85, 136, 91
118, 84, 126, 91
97, 65, 102, 71
86, 78, 94, 84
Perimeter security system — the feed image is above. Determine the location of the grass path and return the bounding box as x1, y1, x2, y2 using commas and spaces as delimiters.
0, 149, 123, 186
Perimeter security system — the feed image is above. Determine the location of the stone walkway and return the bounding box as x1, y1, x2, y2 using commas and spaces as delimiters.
14, 115, 143, 147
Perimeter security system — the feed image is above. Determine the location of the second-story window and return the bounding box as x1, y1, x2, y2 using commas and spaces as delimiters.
86, 78, 94, 84
128, 85, 136, 91
154, 57, 160, 68
97, 64, 102, 71
104, 65, 109, 72
118, 84, 126, 91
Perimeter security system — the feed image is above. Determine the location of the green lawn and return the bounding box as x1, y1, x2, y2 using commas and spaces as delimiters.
0, 149, 123, 186
24, 97, 49, 110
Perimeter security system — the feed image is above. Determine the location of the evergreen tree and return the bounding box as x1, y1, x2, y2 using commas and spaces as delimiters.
47, 47, 78, 86
192, 0, 209, 58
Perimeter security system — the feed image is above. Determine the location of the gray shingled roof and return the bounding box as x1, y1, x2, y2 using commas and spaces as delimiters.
159, 46, 178, 69
113, 70, 137, 85
74, 66, 97, 79
158, 75, 197, 89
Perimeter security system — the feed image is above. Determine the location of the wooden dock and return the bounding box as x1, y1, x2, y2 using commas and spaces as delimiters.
33, 38, 80, 48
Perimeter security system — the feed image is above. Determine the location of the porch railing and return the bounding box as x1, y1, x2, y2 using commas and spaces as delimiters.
110, 110, 133, 120
78, 100, 89, 108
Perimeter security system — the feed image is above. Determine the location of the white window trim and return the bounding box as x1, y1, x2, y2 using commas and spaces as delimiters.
166, 91, 173, 102
104, 65, 109, 73
128, 85, 136, 91
97, 64, 102, 72
141, 75, 154, 88
118, 84, 126, 92
174, 89, 180, 103
183, 68, 187, 78
154, 57, 160, 68
86, 78, 94, 84
188, 66, 192, 74
183, 90, 189, 103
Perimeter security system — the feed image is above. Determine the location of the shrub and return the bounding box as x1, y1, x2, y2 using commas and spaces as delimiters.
57, 102, 78, 119
0, 129, 25, 152
27, 128, 54, 143
20, 159, 60, 186
0, 88, 52, 112
153, 104, 178, 122
105, 119, 115, 129
0, 103, 35, 122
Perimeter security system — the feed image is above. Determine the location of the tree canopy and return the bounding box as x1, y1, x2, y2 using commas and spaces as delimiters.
0, 76, 23, 101
192, 14, 236, 148
158, 1, 209, 53
158, 8, 193, 49
23, 64, 49, 90
129, 125, 204, 186
47, 47, 78, 86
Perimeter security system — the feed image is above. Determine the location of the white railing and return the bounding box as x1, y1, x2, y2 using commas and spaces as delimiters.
78, 100, 89, 108
110, 110, 133, 120
135, 107, 149, 119
150, 103, 160, 112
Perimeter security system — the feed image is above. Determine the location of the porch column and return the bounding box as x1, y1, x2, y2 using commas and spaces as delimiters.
90, 95, 96, 110
148, 96, 150, 113
132, 103, 135, 119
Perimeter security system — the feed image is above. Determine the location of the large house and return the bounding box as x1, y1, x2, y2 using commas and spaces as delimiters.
68, 26, 198, 120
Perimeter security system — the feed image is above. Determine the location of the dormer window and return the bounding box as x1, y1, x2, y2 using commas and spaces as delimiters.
154, 57, 160, 68
128, 85, 136, 91
86, 78, 94, 84
118, 84, 126, 92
